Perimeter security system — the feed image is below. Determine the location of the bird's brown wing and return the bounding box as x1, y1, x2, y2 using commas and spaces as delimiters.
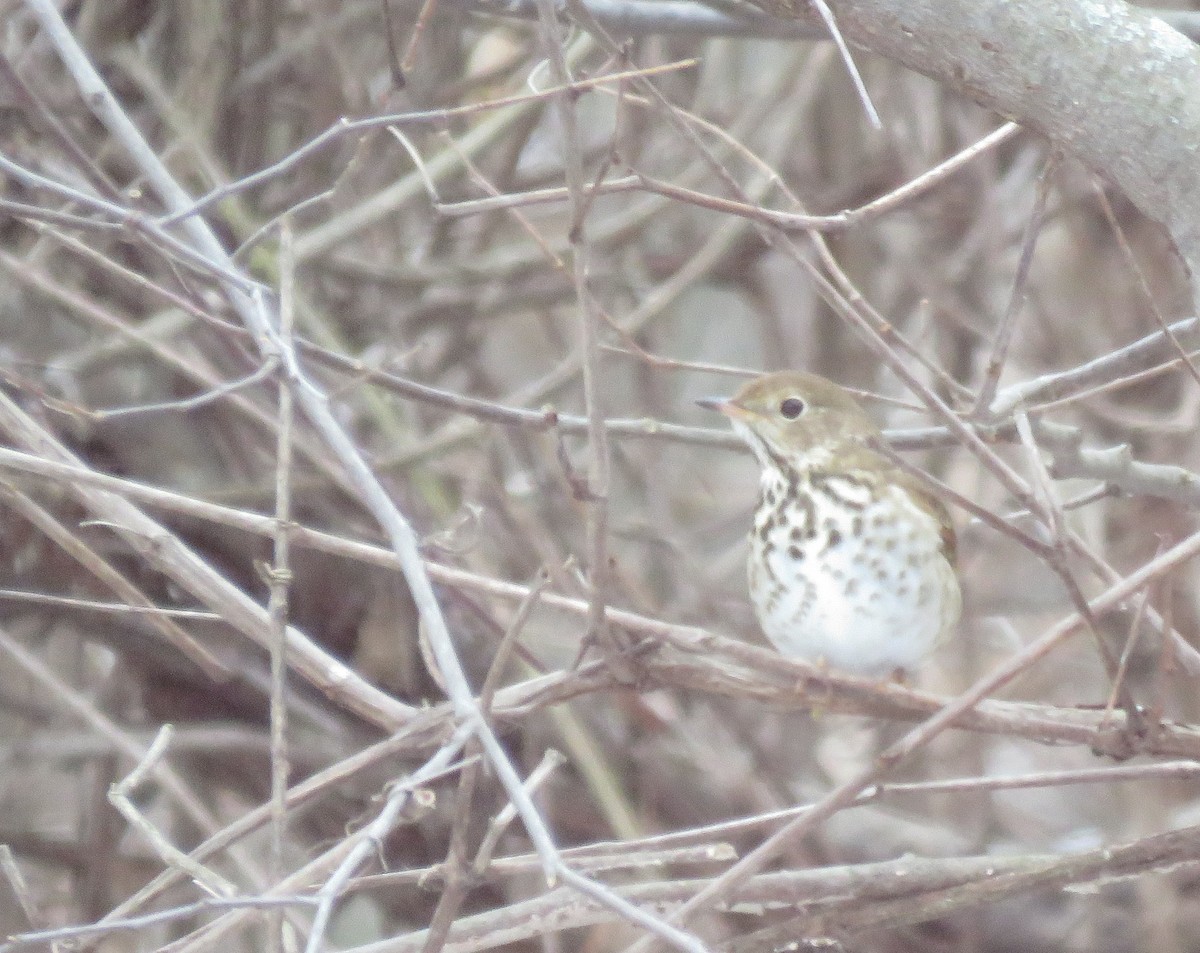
895, 469, 958, 567
851, 437, 958, 567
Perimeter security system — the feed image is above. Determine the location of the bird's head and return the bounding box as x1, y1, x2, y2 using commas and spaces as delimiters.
698, 371, 880, 470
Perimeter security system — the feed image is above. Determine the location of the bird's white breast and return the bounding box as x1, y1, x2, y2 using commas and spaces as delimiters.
748, 473, 959, 676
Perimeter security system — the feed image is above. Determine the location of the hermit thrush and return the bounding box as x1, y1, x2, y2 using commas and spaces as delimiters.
699, 371, 960, 676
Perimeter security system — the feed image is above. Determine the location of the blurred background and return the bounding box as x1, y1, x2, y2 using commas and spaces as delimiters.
2, 1, 1199, 951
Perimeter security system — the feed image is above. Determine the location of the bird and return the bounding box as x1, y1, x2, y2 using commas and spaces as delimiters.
698, 371, 960, 677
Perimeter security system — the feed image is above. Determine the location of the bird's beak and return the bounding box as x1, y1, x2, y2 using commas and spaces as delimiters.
696, 396, 748, 419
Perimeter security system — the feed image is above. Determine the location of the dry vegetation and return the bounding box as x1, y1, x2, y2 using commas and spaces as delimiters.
3, 1, 1200, 952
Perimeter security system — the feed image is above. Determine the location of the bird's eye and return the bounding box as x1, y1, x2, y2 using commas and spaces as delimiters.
779, 397, 805, 419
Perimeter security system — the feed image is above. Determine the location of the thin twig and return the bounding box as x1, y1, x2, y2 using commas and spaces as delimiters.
472, 749, 569, 876
536, 0, 616, 662
89, 360, 279, 420
808, 0, 881, 129
303, 724, 476, 953
973, 152, 1059, 415
0, 846, 50, 950
430, 119, 1019, 232
108, 727, 236, 898
267, 221, 298, 953
1091, 178, 1200, 390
